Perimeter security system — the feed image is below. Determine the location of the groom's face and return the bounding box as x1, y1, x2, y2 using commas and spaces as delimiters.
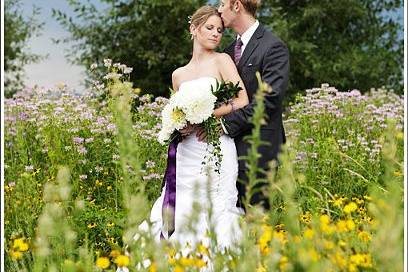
218, 0, 237, 28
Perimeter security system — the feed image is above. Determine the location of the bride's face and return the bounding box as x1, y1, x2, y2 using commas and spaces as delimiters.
195, 15, 224, 49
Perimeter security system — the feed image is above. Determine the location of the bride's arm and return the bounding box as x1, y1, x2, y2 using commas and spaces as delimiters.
213, 53, 249, 118
172, 68, 182, 91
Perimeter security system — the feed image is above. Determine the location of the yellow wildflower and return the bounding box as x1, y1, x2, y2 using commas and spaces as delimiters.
107, 222, 115, 227
303, 228, 314, 239
148, 262, 157, 272
280, 256, 289, 271
299, 211, 312, 224
10, 251, 23, 260
346, 219, 355, 231
309, 248, 320, 261
343, 202, 358, 214
363, 195, 372, 201
358, 207, 366, 214
396, 131, 403, 140
338, 240, 347, 248
358, 231, 371, 242
256, 264, 267, 272
333, 199, 343, 207
336, 220, 348, 232
293, 235, 301, 243
87, 223, 97, 229
320, 214, 335, 234
275, 223, 285, 230
320, 214, 330, 225
193, 258, 206, 268
168, 257, 176, 265
393, 170, 402, 177
273, 230, 288, 245
168, 247, 177, 258
350, 253, 372, 268
174, 265, 184, 272
179, 257, 194, 267
96, 257, 110, 269
323, 240, 335, 250
354, 197, 364, 205
110, 250, 120, 258
13, 238, 29, 252
107, 185, 112, 191
330, 251, 347, 269
133, 88, 142, 95
114, 255, 130, 267
348, 263, 358, 272
198, 243, 209, 255
258, 225, 273, 255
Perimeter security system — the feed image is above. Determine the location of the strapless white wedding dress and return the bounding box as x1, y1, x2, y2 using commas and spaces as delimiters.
144, 77, 242, 250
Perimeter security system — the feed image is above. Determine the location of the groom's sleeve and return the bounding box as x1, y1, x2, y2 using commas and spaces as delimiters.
223, 41, 289, 137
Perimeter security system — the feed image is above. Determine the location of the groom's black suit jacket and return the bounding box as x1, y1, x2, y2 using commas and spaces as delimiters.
224, 24, 289, 208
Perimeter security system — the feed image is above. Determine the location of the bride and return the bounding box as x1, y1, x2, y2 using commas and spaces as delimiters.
142, 5, 249, 250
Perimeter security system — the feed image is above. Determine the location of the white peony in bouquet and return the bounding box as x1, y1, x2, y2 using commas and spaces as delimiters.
158, 79, 242, 173
157, 83, 217, 144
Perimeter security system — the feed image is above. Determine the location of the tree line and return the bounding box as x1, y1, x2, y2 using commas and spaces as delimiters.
5, 0, 403, 99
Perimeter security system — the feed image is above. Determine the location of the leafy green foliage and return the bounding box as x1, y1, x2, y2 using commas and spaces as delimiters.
53, 0, 207, 97
4, 0, 44, 98
260, 0, 403, 99
211, 80, 243, 106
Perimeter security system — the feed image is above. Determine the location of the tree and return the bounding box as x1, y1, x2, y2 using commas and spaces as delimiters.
54, 0, 208, 97
55, 0, 403, 99
259, 0, 403, 98
4, 0, 44, 98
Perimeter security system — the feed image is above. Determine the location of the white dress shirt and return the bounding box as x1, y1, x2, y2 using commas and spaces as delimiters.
237, 20, 259, 57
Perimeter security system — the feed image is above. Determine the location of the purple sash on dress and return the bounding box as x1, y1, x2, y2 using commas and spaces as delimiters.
160, 137, 180, 239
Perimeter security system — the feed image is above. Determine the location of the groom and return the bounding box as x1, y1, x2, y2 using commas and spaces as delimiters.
215, 0, 289, 211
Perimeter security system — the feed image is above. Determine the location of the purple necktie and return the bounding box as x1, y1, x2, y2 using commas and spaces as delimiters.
234, 38, 243, 65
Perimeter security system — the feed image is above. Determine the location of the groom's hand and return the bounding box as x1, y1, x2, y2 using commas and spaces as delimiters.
196, 122, 224, 142
179, 123, 196, 137
196, 126, 207, 142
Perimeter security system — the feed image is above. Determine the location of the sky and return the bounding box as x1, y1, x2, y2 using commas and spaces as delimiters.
20, 1, 404, 93
21, 0, 107, 92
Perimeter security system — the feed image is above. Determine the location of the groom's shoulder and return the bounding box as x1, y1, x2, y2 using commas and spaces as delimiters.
259, 24, 287, 47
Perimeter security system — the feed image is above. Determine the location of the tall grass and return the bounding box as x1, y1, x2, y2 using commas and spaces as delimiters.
4, 68, 404, 271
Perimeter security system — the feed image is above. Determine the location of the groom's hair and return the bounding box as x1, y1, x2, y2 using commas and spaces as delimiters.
230, 0, 261, 17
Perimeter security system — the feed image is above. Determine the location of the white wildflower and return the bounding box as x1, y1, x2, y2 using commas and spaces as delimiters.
103, 58, 112, 67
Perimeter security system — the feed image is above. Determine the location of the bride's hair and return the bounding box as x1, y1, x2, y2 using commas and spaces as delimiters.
190, 5, 223, 29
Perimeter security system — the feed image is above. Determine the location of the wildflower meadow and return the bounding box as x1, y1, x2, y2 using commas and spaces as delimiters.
4, 61, 404, 271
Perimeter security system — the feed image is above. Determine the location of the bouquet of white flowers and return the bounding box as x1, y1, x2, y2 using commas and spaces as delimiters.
158, 79, 242, 173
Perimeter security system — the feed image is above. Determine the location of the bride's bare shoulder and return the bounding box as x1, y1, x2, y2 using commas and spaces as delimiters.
172, 66, 189, 90
215, 52, 234, 64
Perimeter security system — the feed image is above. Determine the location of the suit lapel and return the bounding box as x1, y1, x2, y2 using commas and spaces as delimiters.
238, 24, 265, 69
